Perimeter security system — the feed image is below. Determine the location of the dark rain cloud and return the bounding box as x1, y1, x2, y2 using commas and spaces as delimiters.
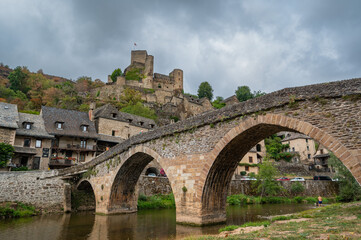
0, 0, 360, 98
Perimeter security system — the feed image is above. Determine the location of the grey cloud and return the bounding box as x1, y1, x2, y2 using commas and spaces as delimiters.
0, 0, 360, 98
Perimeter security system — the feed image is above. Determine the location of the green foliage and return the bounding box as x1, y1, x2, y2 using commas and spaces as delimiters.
125, 68, 145, 81
197, 81, 213, 100
265, 134, 293, 161
121, 102, 157, 120
96, 90, 100, 97
241, 220, 270, 228
170, 116, 179, 122
0, 202, 37, 219
11, 166, 29, 171
271, 215, 294, 221
212, 96, 226, 109
19, 110, 40, 115
293, 196, 305, 203
240, 171, 247, 176
118, 88, 142, 108
0, 143, 14, 167
328, 152, 361, 202
182, 186, 188, 192
8, 66, 29, 94
238, 163, 259, 167
253, 160, 283, 197
78, 104, 89, 112
235, 85, 265, 102
219, 225, 240, 233
291, 182, 305, 194
110, 68, 122, 82
137, 194, 175, 210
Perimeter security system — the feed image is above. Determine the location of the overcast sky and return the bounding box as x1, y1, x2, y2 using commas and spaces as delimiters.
0, 0, 360, 98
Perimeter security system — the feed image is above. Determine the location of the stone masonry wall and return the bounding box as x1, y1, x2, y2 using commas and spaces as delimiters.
136, 176, 338, 198
229, 180, 339, 197
0, 127, 16, 145
0, 171, 66, 211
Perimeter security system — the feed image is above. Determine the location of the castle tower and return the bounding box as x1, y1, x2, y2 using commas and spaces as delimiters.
170, 69, 183, 91
128, 50, 154, 89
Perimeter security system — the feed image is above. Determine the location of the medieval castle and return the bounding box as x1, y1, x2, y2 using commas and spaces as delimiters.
93, 50, 214, 123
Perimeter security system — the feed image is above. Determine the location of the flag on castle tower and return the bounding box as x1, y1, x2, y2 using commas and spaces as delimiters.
134, 42, 137, 46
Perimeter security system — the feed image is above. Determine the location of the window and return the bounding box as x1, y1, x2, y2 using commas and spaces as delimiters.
128, 134, 130, 138
79, 154, 86, 162
112, 130, 115, 136
320, 149, 324, 154
307, 146, 309, 151
149, 124, 154, 128
35, 139, 42, 148
80, 140, 87, 148
112, 113, 117, 118
65, 150, 72, 157
245, 166, 249, 171
249, 156, 253, 163
158, 84, 161, 88
128, 119, 132, 123
139, 121, 144, 126
292, 147, 295, 152
81, 125, 88, 132
56, 122, 63, 129
24, 123, 32, 130
256, 144, 261, 152
308, 154, 311, 159
24, 138, 31, 147
306, 139, 308, 143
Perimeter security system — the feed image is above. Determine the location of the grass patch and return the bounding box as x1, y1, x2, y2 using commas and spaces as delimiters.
137, 193, 175, 210
219, 225, 240, 233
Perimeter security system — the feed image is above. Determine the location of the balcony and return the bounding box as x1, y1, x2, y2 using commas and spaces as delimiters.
49, 157, 76, 169
52, 144, 96, 152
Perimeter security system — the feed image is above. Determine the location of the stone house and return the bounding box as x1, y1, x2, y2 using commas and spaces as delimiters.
91, 104, 156, 154
12, 113, 54, 170
42, 106, 98, 169
0, 102, 19, 145
281, 132, 316, 163
312, 145, 332, 172
234, 141, 265, 177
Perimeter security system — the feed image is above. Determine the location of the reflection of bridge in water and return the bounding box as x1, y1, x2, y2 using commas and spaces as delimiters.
59, 78, 361, 226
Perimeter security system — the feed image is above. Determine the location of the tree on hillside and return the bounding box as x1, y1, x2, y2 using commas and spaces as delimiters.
265, 134, 294, 162
212, 96, 226, 109
0, 142, 14, 167
197, 81, 213, 100
119, 88, 142, 108
75, 76, 92, 92
42, 87, 65, 106
110, 68, 122, 82
8, 66, 29, 94
253, 160, 284, 198
328, 153, 361, 202
235, 86, 266, 102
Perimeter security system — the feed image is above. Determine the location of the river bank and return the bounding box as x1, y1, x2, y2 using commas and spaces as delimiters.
0, 202, 38, 219
184, 201, 361, 239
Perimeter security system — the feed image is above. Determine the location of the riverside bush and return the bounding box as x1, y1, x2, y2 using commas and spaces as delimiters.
137, 194, 175, 210
0, 202, 37, 219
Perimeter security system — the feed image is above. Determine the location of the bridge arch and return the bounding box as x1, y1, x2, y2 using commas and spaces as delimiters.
200, 113, 359, 224
74, 179, 96, 211
106, 146, 174, 214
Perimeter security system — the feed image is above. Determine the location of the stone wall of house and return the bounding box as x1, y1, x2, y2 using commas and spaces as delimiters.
0, 171, 67, 211
97, 118, 147, 139
0, 127, 16, 145
229, 180, 339, 197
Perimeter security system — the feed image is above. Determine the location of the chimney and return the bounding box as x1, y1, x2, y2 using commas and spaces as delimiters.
89, 102, 96, 121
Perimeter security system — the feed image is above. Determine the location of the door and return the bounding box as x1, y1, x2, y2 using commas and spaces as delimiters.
33, 157, 40, 170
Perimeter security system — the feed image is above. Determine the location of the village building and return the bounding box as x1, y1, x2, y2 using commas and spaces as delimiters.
12, 113, 54, 170
91, 103, 156, 154
280, 132, 316, 163
0, 102, 19, 145
312, 145, 332, 172
42, 106, 98, 169
234, 141, 265, 177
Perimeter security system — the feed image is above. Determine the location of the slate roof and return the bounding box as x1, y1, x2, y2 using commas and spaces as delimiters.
42, 106, 98, 139
281, 132, 311, 142
0, 102, 19, 129
16, 113, 54, 139
97, 134, 124, 143
93, 104, 156, 129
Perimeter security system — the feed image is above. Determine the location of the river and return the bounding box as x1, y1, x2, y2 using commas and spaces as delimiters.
0, 204, 313, 240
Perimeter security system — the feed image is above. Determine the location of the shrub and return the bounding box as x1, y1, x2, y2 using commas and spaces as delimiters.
305, 197, 317, 203
271, 215, 294, 221
241, 221, 270, 228
138, 194, 147, 201
0, 143, 14, 167
291, 182, 305, 194
293, 196, 305, 203
240, 171, 247, 176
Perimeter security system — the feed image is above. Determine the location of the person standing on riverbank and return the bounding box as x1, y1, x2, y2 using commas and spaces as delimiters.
318, 196, 323, 206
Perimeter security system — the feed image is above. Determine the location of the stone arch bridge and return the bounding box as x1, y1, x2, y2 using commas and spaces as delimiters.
57, 78, 361, 225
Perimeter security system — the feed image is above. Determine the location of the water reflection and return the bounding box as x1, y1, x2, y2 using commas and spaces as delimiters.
0, 204, 313, 240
